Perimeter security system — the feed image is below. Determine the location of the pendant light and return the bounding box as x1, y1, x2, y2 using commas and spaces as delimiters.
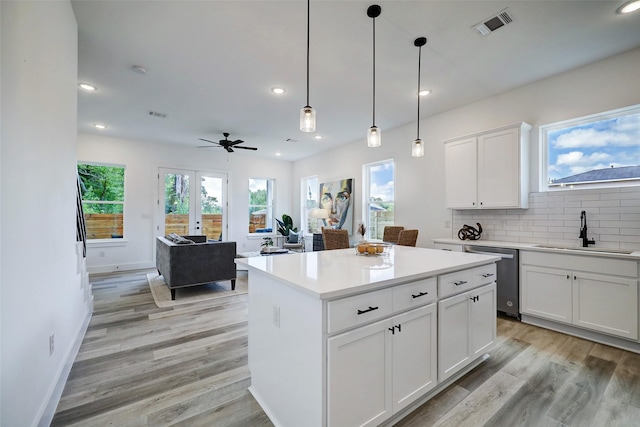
367, 5, 382, 147
300, 0, 316, 132
412, 37, 427, 157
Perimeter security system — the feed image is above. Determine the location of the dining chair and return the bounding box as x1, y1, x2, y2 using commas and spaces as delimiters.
382, 226, 404, 244
322, 228, 350, 250
397, 229, 419, 247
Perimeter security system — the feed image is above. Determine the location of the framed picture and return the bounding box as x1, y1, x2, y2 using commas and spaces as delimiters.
317, 178, 353, 235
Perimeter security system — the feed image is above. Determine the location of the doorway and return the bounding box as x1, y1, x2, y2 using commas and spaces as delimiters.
158, 168, 227, 240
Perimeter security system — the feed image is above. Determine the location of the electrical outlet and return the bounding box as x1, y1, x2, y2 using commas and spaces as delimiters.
49, 334, 55, 355
273, 305, 280, 328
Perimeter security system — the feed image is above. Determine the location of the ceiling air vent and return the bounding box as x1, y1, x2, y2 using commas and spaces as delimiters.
148, 111, 167, 118
473, 8, 514, 36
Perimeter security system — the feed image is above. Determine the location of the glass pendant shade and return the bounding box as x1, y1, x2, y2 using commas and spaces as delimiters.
300, 106, 316, 132
412, 138, 424, 157
367, 126, 381, 147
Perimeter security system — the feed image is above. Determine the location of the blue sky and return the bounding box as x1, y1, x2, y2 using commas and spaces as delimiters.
548, 112, 640, 181
369, 162, 394, 201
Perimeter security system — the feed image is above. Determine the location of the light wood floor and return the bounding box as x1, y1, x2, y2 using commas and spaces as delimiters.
52, 269, 640, 426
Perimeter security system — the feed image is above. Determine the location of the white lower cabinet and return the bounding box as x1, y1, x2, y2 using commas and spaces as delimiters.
438, 283, 496, 382
328, 304, 437, 427
521, 265, 573, 324
521, 251, 639, 340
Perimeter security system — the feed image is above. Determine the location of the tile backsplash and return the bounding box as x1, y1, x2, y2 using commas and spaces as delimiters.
451, 187, 640, 250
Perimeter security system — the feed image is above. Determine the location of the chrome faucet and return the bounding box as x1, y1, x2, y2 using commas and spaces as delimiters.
579, 210, 595, 247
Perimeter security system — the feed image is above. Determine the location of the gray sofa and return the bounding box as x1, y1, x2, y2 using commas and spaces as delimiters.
156, 235, 237, 300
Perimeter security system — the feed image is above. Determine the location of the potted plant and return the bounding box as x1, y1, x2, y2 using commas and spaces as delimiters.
261, 237, 274, 252
275, 214, 298, 239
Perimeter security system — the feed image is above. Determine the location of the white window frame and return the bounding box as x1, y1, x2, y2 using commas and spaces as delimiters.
541, 104, 640, 191
248, 177, 275, 236
363, 159, 395, 240
78, 162, 126, 244
301, 175, 318, 235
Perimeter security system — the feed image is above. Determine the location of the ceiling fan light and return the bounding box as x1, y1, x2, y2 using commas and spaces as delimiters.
300, 106, 316, 132
412, 138, 424, 157
367, 126, 381, 148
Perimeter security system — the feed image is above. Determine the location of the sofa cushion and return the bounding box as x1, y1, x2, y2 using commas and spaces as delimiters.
287, 231, 299, 244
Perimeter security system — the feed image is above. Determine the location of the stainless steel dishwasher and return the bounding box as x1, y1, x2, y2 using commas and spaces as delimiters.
464, 245, 519, 318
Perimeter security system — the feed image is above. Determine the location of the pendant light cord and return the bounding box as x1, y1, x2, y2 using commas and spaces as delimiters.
306, 0, 310, 107
372, 15, 376, 126
416, 44, 422, 139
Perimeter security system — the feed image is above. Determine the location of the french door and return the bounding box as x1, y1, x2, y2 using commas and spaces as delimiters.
158, 168, 227, 240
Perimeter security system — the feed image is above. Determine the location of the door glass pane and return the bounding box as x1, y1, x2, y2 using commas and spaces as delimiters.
366, 161, 394, 240
201, 175, 223, 240
164, 173, 190, 235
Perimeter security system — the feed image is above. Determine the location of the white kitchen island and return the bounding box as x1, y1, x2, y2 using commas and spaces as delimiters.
236, 245, 500, 427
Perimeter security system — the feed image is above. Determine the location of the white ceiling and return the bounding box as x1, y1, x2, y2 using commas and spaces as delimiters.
72, 0, 640, 161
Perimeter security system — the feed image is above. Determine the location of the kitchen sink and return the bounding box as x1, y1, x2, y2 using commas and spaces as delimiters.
534, 244, 637, 255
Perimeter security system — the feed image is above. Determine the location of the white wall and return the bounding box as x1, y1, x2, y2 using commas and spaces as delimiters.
77, 133, 294, 273
293, 47, 640, 248
1, 2, 91, 426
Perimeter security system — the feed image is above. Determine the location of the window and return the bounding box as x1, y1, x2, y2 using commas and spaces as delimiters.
301, 175, 319, 234
363, 160, 394, 240
543, 105, 640, 190
78, 163, 125, 240
249, 178, 274, 234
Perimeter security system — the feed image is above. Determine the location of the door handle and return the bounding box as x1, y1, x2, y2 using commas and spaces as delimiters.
411, 291, 429, 299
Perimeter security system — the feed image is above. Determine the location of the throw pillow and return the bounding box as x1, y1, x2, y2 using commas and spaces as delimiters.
287, 231, 299, 244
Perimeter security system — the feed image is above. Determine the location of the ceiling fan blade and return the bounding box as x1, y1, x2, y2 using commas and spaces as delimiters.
197, 145, 222, 148
235, 146, 258, 151
199, 138, 219, 144
228, 139, 245, 146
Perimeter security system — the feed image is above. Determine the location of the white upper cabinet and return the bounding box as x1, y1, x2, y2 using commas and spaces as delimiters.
444, 122, 531, 209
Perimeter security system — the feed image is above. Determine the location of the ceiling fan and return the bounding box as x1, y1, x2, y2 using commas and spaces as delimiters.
198, 132, 257, 153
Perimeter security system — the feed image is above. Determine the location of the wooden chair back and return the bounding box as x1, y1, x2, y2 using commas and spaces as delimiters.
322, 228, 350, 250
382, 226, 404, 243
397, 229, 419, 247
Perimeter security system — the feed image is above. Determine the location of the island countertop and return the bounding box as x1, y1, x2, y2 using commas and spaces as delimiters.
236, 245, 499, 299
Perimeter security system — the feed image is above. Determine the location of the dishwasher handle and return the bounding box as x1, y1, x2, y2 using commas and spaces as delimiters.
464, 248, 514, 259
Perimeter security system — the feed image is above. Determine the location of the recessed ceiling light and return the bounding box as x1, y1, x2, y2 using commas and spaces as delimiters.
314, 135, 322, 140
78, 83, 97, 91
271, 87, 286, 95
418, 89, 431, 96
93, 123, 106, 129
617, 0, 640, 14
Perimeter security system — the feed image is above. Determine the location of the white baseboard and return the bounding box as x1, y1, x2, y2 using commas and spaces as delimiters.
87, 261, 155, 274
37, 307, 92, 427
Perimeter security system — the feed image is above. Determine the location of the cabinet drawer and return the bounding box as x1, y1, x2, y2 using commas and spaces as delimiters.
328, 288, 393, 334
392, 278, 437, 312
438, 268, 475, 298
472, 263, 497, 286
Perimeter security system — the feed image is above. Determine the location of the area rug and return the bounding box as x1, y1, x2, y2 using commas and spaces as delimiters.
146, 272, 248, 307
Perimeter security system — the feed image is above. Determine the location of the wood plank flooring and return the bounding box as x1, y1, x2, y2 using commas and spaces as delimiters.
52, 269, 640, 426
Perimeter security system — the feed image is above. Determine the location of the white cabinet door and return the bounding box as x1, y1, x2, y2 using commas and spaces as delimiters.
470, 283, 497, 358
328, 318, 392, 427
439, 283, 497, 382
521, 265, 572, 324
573, 272, 638, 340
438, 291, 470, 382
444, 122, 530, 209
392, 304, 437, 413
477, 127, 520, 208
444, 137, 477, 209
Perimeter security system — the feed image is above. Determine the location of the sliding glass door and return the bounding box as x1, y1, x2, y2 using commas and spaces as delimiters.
158, 168, 227, 240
